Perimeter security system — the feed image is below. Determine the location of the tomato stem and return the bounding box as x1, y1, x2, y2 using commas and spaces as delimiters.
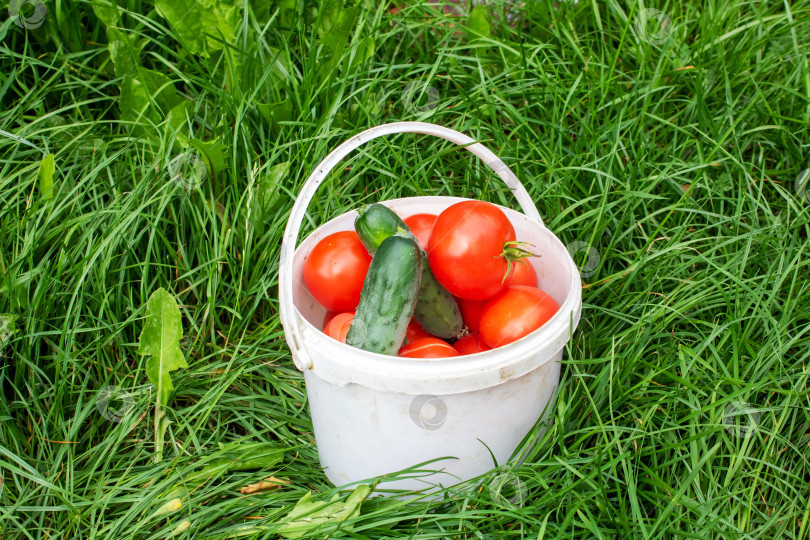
455, 326, 470, 340
499, 241, 540, 284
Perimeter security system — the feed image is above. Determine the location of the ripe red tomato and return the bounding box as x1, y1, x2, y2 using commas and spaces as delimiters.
323, 312, 355, 343
399, 338, 460, 358
504, 259, 538, 287
454, 333, 491, 355
405, 318, 435, 344
303, 231, 371, 312
455, 296, 487, 333
403, 213, 437, 251
427, 201, 516, 300
480, 286, 559, 348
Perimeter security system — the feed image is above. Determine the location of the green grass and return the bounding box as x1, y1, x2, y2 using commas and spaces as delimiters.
2, 0, 810, 537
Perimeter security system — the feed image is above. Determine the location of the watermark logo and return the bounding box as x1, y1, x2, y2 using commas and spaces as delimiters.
168, 152, 207, 190
97, 386, 136, 423
490, 158, 521, 190
722, 401, 761, 439
365, 89, 389, 119
633, 8, 673, 46
9, 0, 46, 29
795, 169, 809, 204
401, 81, 439, 116
566, 241, 600, 278
0, 314, 16, 347
488, 471, 528, 508
409, 394, 447, 430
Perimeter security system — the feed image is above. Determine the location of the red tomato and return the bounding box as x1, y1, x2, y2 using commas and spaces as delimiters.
427, 201, 516, 300
303, 231, 371, 312
405, 318, 435, 343
403, 213, 437, 251
399, 338, 460, 358
323, 312, 355, 343
504, 259, 538, 288
480, 286, 559, 348
322, 310, 338, 329
454, 333, 491, 355
455, 296, 487, 333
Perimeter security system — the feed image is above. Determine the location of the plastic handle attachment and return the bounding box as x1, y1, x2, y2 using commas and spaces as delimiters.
279, 122, 543, 370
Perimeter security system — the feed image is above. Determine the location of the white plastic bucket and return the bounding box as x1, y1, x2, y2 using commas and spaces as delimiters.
279, 122, 582, 492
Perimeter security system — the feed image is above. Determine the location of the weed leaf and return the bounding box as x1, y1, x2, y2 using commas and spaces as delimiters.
251, 161, 290, 228
467, 6, 491, 40
186, 137, 226, 178
277, 484, 372, 539
38, 154, 55, 201
120, 69, 184, 128
155, 0, 240, 57
137, 288, 187, 461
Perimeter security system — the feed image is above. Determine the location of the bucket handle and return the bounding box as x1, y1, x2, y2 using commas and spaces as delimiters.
279, 121, 543, 370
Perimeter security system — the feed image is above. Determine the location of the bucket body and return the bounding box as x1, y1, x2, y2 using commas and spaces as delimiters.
288, 196, 582, 491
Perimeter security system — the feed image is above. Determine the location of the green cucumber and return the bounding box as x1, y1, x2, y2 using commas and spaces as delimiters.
355, 204, 407, 255
354, 204, 463, 339
346, 232, 422, 355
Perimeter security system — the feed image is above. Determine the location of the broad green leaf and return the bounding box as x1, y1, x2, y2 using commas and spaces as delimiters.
316, 0, 341, 39
186, 442, 284, 482
185, 137, 226, 179
166, 101, 194, 154
256, 100, 291, 131
317, 3, 359, 79
265, 47, 292, 82
349, 36, 375, 70
138, 69, 184, 112
120, 69, 183, 128
467, 5, 491, 40
138, 288, 186, 407
167, 101, 193, 132
92, 1, 147, 77
107, 28, 146, 77
250, 0, 273, 22
167, 101, 194, 152
277, 484, 372, 539
250, 161, 289, 231
164, 442, 284, 499
154, 0, 210, 54
209, 441, 284, 471
92, 0, 119, 26
320, 5, 358, 50
0, 314, 16, 346
137, 288, 187, 461
155, 0, 240, 57
278, 0, 298, 34
120, 74, 156, 126
38, 154, 54, 201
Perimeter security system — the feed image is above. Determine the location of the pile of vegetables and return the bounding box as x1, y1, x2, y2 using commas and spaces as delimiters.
303, 201, 560, 358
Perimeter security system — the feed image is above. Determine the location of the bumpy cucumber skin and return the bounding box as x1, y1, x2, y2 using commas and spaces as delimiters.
412, 266, 462, 339
346, 233, 422, 355
354, 204, 407, 255
354, 204, 463, 339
